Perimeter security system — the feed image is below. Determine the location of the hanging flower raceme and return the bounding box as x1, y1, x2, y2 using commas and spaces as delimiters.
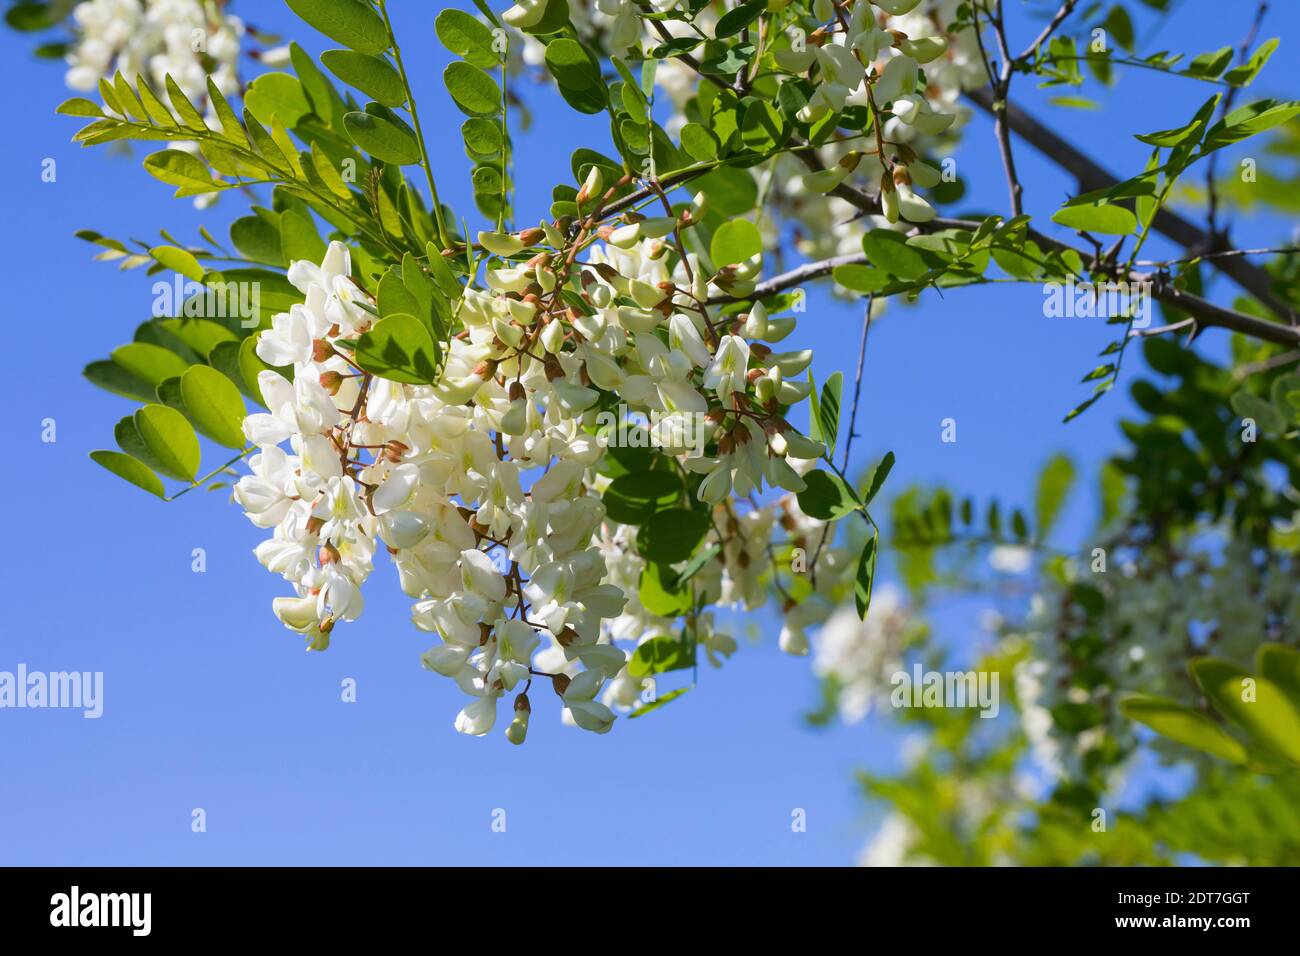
232, 185, 861, 741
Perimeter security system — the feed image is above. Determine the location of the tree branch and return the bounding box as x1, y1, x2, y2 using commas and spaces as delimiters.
963, 85, 1295, 321
708, 249, 1300, 349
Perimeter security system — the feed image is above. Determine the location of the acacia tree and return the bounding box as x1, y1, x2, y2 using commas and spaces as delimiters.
15, 0, 1299, 819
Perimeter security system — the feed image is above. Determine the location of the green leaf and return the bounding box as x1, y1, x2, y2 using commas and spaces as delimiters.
715, 1, 765, 38
132, 404, 200, 481
628, 686, 691, 719
244, 73, 313, 129
321, 50, 406, 107
443, 61, 502, 117
285, 0, 389, 56
639, 563, 693, 617
57, 97, 104, 118
1223, 38, 1278, 87
1202, 99, 1300, 153
280, 206, 327, 264
142, 149, 218, 197
1120, 693, 1248, 764
180, 365, 247, 449
354, 313, 440, 384
84, 360, 154, 403
1184, 46, 1233, 79
863, 229, 929, 279
111, 342, 191, 386
796, 469, 859, 521
818, 372, 842, 454
854, 534, 877, 619
461, 117, 503, 154
1033, 453, 1075, 540
693, 167, 757, 217
1051, 202, 1136, 235
230, 214, 285, 266
545, 38, 607, 115
860, 450, 895, 508
1257, 644, 1300, 712
1192, 659, 1300, 764
638, 508, 711, 563
710, 219, 761, 268
833, 263, 890, 293
680, 122, 719, 161
159, 319, 238, 357
89, 450, 165, 499
149, 245, 204, 282
627, 636, 695, 678
435, 8, 501, 68
603, 471, 682, 525
343, 106, 420, 164
1230, 390, 1285, 436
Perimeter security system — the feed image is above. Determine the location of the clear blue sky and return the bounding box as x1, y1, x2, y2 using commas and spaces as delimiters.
2, 0, 1294, 865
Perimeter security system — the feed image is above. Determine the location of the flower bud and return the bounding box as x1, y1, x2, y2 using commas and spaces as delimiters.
898, 35, 948, 63
761, 316, 797, 342
478, 231, 525, 257
501, 396, 529, 435
897, 183, 936, 223
540, 317, 566, 353
543, 221, 566, 247
630, 278, 667, 309
576, 165, 603, 204
907, 159, 941, 188
801, 166, 849, 194
608, 222, 642, 248
502, 0, 551, 29
881, 174, 900, 224
638, 216, 677, 239
505, 701, 530, 745
781, 428, 826, 459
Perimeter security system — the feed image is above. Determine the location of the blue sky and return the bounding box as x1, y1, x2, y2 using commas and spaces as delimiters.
1, 0, 1294, 865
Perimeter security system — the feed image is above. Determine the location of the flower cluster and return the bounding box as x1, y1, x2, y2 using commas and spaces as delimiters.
506, 0, 982, 272
234, 169, 862, 740
809, 587, 915, 722
64, 0, 243, 104
786, 0, 959, 224
1008, 536, 1300, 780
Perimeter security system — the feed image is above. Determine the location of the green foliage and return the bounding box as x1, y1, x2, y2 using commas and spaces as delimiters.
284, 0, 389, 56
353, 313, 440, 384
1125, 645, 1300, 771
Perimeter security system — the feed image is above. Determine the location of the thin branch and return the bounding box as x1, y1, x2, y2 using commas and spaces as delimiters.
1017, 0, 1079, 64
1206, 2, 1268, 237
378, 0, 450, 248
841, 295, 873, 474
1134, 246, 1300, 268
973, 1, 1024, 215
